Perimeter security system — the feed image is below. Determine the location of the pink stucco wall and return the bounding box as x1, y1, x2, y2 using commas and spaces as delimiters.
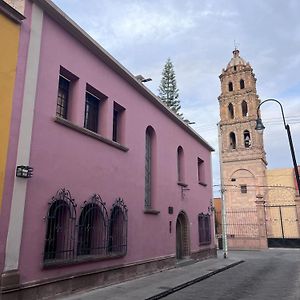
3, 2, 213, 284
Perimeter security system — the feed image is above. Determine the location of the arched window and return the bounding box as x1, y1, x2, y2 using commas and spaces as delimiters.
228, 82, 233, 92
240, 79, 245, 89
229, 132, 236, 150
44, 189, 76, 263
228, 103, 234, 119
108, 198, 128, 256
145, 126, 155, 209
177, 146, 185, 183
242, 100, 248, 117
244, 130, 251, 148
77, 194, 108, 256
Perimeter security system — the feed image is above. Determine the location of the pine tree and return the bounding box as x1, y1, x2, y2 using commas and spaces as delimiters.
158, 58, 182, 117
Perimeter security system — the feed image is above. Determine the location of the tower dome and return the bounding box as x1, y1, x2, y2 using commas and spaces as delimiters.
227, 49, 247, 68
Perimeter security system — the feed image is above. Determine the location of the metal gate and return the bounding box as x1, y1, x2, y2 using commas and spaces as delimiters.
264, 204, 300, 248
215, 208, 261, 249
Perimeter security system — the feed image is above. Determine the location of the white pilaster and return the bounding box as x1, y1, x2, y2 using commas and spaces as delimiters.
4, 3, 43, 272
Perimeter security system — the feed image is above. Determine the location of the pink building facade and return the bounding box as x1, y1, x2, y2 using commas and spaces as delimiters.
0, 0, 215, 298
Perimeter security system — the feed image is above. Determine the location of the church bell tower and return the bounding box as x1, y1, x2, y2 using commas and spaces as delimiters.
218, 49, 268, 208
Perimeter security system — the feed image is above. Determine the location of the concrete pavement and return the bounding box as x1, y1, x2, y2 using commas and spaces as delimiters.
58, 252, 243, 300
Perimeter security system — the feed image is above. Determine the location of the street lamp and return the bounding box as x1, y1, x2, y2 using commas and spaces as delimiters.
255, 98, 300, 195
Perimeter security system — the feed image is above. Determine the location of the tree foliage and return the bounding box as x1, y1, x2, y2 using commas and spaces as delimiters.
158, 58, 182, 117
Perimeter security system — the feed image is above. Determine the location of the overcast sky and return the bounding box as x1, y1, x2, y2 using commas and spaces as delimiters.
53, 0, 300, 194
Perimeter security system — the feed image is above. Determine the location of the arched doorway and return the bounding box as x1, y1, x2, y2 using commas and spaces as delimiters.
176, 211, 190, 259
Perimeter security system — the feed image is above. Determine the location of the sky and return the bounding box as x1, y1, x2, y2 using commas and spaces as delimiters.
53, 0, 300, 195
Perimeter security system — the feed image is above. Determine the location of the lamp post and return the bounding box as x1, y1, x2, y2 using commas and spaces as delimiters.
255, 98, 300, 195
218, 122, 228, 258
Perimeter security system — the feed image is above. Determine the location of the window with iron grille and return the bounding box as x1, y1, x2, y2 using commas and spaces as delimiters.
84, 92, 100, 133
108, 198, 128, 256
77, 194, 108, 257
43, 189, 76, 263
56, 76, 70, 119
198, 213, 211, 245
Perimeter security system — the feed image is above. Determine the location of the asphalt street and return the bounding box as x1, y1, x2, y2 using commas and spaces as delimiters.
164, 249, 300, 300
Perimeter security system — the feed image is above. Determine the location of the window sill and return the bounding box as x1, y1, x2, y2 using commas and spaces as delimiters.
144, 208, 160, 215
198, 182, 207, 187
177, 182, 188, 187
54, 116, 129, 152
43, 252, 126, 269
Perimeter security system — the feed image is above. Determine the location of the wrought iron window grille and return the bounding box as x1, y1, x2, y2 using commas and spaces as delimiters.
198, 213, 211, 245
108, 198, 128, 256
43, 191, 128, 265
43, 188, 77, 263
77, 194, 108, 257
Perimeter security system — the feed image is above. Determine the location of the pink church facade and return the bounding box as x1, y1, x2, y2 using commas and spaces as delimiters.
0, 0, 215, 298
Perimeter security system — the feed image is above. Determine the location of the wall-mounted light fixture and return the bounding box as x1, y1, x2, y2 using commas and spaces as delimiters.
16, 165, 33, 178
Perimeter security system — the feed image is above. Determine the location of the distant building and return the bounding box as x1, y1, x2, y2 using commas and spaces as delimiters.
218, 49, 300, 250
0, 1, 215, 299
265, 168, 300, 244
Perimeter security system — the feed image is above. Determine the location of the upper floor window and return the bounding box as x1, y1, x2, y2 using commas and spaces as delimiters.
244, 130, 251, 148
242, 100, 248, 117
145, 126, 155, 209
84, 92, 100, 133
197, 157, 205, 185
229, 132, 236, 150
198, 213, 211, 245
228, 103, 234, 119
240, 79, 245, 89
228, 82, 233, 92
112, 102, 125, 143
56, 76, 70, 119
43, 189, 76, 263
56, 66, 78, 120
177, 146, 185, 184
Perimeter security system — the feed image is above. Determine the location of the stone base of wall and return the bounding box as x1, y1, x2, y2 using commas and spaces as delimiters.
190, 247, 217, 261
0, 248, 216, 300
228, 237, 267, 250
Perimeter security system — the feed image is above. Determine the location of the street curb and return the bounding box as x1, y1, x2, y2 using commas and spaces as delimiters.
145, 260, 244, 300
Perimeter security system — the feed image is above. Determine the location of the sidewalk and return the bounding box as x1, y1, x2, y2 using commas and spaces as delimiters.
58, 253, 243, 300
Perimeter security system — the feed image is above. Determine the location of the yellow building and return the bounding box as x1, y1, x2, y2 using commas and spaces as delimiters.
265, 168, 299, 241
0, 0, 25, 210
